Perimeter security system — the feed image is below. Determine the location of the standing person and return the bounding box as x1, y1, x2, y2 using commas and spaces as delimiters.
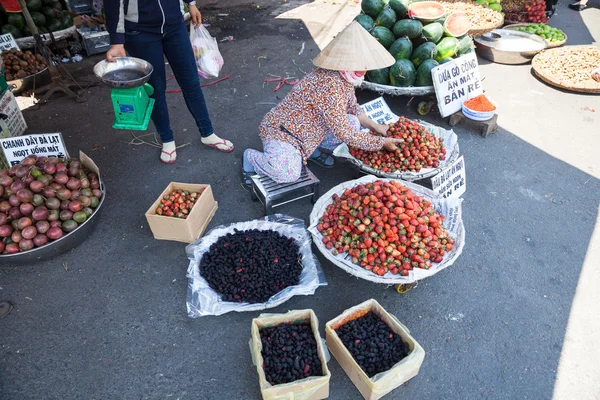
241, 22, 400, 186
104, 0, 234, 164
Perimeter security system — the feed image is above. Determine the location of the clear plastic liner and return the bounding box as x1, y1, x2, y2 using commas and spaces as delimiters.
186, 215, 327, 317
308, 175, 465, 285
333, 120, 460, 182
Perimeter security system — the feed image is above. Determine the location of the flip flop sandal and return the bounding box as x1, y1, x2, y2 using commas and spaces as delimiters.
204, 139, 234, 153
308, 152, 335, 169
160, 149, 177, 164
242, 170, 256, 188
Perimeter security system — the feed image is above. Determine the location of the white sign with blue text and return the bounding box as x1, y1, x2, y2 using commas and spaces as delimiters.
432, 53, 483, 117
431, 156, 466, 199
360, 97, 399, 125
0, 133, 69, 166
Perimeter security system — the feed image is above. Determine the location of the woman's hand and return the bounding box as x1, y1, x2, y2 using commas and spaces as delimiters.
189, 4, 202, 28
383, 137, 404, 152
106, 44, 126, 62
373, 123, 389, 136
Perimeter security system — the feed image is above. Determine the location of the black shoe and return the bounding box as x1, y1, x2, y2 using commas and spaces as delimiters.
568, 1, 587, 10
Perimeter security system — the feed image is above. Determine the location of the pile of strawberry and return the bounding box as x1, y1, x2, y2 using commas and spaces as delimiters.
156, 188, 203, 218
317, 180, 454, 277
349, 117, 446, 173
505, 0, 547, 23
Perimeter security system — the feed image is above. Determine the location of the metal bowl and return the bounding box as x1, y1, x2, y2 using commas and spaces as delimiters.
0, 182, 106, 265
475, 30, 547, 64
8, 68, 51, 95
93, 57, 153, 88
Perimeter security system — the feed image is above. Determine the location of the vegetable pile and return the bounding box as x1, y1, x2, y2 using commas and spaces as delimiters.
0, 155, 102, 254
155, 188, 203, 218
505, 0, 547, 23
2, 49, 47, 81
349, 117, 446, 173
199, 229, 302, 303
260, 322, 324, 385
0, 0, 73, 39
335, 311, 409, 377
358, 0, 476, 88
513, 23, 565, 43
317, 180, 454, 276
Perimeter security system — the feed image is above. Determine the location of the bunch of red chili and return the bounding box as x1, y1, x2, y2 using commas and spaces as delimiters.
464, 94, 496, 112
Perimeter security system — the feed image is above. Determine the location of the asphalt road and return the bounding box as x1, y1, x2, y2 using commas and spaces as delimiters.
1, 1, 599, 399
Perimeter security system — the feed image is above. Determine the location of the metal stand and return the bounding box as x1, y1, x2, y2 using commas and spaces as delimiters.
17, 0, 86, 105
250, 168, 320, 215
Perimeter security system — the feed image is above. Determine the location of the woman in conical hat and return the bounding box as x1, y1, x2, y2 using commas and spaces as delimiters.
241, 21, 401, 186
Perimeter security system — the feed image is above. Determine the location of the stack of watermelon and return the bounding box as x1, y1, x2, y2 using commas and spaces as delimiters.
0, 0, 73, 39
357, 0, 475, 88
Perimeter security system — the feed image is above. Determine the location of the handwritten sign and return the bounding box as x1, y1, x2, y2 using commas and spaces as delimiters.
0, 133, 69, 166
360, 97, 398, 125
431, 156, 466, 199
0, 33, 19, 52
432, 53, 483, 117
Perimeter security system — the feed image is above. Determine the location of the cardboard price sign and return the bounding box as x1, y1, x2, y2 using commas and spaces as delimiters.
0, 33, 19, 52
360, 97, 398, 125
432, 53, 483, 117
0, 133, 69, 166
431, 156, 466, 199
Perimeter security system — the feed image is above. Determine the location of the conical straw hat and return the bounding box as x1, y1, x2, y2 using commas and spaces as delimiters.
313, 21, 395, 71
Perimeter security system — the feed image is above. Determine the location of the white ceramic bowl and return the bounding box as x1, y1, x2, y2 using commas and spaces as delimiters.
462, 101, 496, 121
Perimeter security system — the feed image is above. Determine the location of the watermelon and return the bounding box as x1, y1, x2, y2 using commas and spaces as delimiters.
366, 67, 391, 85
390, 59, 416, 87
50, 1, 63, 11
456, 35, 474, 55
389, 0, 410, 18
47, 19, 62, 32
362, 0, 385, 18
411, 42, 437, 68
444, 11, 471, 37
370, 26, 396, 49
436, 37, 458, 60
31, 12, 47, 28
375, 6, 397, 29
26, 0, 43, 12
392, 19, 422, 39
438, 57, 453, 64
1, 25, 23, 39
355, 14, 375, 32
61, 14, 73, 29
415, 59, 439, 86
422, 22, 444, 43
408, 1, 446, 22
7, 14, 25, 30
389, 37, 413, 60
41, 6, 58, 21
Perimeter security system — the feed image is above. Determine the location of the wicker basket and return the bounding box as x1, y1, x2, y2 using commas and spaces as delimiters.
504, 23, 567, 48
532, 46, 600, 94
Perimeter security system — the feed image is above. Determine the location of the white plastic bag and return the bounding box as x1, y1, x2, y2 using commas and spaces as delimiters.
190, 24, 223, 79
186, 214, 327, 317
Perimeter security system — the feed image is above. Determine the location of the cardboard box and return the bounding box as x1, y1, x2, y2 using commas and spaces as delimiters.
145, 182, 218, 243
325, 299, 425, 400
250, 310, 331, 400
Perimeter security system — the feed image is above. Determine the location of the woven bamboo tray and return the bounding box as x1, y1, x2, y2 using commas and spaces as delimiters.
532, 46, 600, 94
504, 23, 567, 48
437, 0, 504, 36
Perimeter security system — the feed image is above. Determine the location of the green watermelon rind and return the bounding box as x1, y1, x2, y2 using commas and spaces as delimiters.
422, 22, 444, 43
411, 42, 437, 68
443, 11, 471, 37
389, 59, 417, 87
456, 35, 474, 55
355, 14, 375, 32
375, 6, 397, 29
30, 12, 47, 28
362, 0, 385, 18
415, 59, 439, 86
389, 0, 410, 17
389, 37, 413, 60
366, 67, 391, 85
392, 19, 423, 39
7, 14, 25, 30
371, 26, 396, 49
436, 37, 459, 60
1, 24, 23, 39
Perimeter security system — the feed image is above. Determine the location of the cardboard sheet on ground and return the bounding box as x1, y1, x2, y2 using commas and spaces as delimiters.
308, 175, 465, 285
186, 215, 327, 317
333, 109, 460, 181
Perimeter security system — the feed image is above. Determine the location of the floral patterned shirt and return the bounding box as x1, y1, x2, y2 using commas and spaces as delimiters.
259, 69, 385, 162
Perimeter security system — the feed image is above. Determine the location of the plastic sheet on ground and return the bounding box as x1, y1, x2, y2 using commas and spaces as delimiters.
186, 214, 327, 317
359, 80, 435, 96
308, 175, 465, 285
333, 120, 460, 182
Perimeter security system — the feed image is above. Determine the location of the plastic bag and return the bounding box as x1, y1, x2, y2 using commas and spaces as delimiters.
186, 214, 327, 317
190, 24, 223, 79
308, 175, 465, 285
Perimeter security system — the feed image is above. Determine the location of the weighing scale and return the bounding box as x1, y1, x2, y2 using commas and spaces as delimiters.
93, 57, 155, 130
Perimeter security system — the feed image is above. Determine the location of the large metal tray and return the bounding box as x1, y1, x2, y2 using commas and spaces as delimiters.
0, 182, 106, 265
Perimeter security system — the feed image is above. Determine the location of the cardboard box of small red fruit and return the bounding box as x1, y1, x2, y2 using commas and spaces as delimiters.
145, 182, 218, 243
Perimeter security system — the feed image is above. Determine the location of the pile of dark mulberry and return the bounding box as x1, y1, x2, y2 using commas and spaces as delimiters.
260, 322, 323, 385
199, 229, 302, 303
335, 312, 410, 377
